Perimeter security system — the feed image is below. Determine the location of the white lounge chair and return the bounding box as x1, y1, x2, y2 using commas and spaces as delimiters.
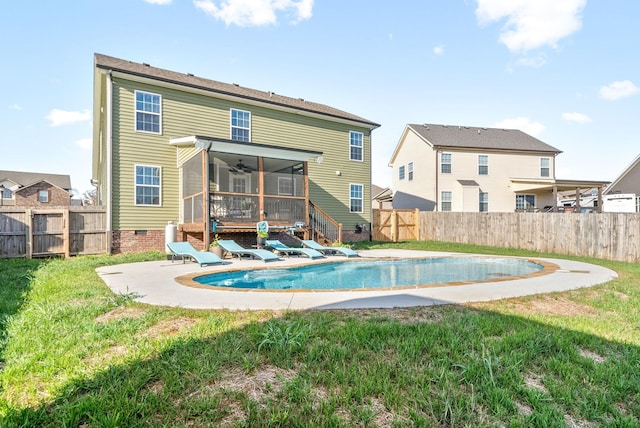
166, 241, 224, 266
301, 240, 359, 257
217, 240, 280, 262
265, 240, 324, 259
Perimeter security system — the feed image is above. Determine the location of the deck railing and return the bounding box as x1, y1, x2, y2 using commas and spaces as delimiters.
308, 201, 342, 243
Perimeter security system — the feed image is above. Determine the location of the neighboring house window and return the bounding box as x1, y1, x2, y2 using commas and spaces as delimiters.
350, 183, 363, 213
441, 153, 452, 174
540, 157, 550, 177
516, 194, 536, 210
135, 165, 161, 206
479, 191, 489, 212
230, 109, 251, 142
398, 165, 405, 180
38, 190, 49, 203
1, 187, 12, 199
349, 131, 364, 161
278, 177, 295, 196
408, 162, 414, 180
441, 191, 452, 212
478, 155, 488, 175
135, 91, 161, 134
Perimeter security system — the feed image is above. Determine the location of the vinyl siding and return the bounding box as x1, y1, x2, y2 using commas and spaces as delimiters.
110, 77, 371, 229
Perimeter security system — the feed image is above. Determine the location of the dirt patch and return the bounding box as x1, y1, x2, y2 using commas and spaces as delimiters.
515, 400, 533, 416
330, 306, 446, 324
564, 414, 598, 428
578, 348, 606, 363
502, 296, 598, 317
138, 317, 199, 339
95, 306, 147, 324
215, 365, 296, 401
524, 372, 548, 393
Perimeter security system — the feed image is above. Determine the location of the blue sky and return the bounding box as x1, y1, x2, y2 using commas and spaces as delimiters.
1, 0, 638, 196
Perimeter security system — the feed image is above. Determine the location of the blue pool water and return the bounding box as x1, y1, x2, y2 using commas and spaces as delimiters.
194, 258, 543, 291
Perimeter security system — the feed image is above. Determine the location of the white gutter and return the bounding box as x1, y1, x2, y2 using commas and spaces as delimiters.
106, 70, 113, 253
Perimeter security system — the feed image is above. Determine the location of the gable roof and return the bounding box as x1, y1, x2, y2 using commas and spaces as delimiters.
604, 152, 640, 195
94, 53, 380, 129
14, 179, 69, 194
407, 123, 561, 153
0, 170, 71, 190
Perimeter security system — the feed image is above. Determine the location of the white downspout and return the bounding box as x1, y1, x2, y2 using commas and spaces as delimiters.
106, 70, 113, 253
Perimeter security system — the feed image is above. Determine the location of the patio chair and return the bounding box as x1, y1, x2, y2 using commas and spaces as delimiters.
265, 240, 325, 259
301, 240, 359, 257
216, 239, 280, 262
166, 241, 224, 266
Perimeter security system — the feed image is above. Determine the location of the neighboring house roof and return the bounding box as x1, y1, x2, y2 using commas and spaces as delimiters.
0, 170, 71, 190
14, 179, 68, 194
604, 153, 640, 195
94, 53, 381, 129
390, 123, 562, 164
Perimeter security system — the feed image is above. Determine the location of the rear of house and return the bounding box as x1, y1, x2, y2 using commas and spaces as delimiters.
92, 54, 379, 253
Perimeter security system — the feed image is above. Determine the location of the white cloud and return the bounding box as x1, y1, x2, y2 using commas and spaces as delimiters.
475, 0, 586, 53
433, 45, 444, 55
194, 0, 313, 27
143, 0, 172, 4
9, 103, 22, 111
46, 109, 91, 127
599, 80, 639, 101
562, 112, 591, 123
493, 117, 545, 137
75, 138, 92, 150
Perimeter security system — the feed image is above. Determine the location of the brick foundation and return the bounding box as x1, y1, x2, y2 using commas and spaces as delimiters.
111, 230, 167, 254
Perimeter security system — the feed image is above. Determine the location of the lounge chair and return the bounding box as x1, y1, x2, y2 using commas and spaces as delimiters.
166, 241, 224, 266
216, 239, 280, 262
265, 240, 324, 259
301, 240, 359, 257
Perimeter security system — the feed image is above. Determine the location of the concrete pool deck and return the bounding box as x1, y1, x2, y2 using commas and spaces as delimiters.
96, 249, 618, 310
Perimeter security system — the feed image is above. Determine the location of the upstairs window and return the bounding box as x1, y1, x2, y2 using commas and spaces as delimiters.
441, 153, 452, 174
540, 157, 550, 177
398, 165, 405, 180
231, 109, 251, 142
38, 190, 49, 203
350, 183, 364, 213
349, 131, 363, 161
478, 155, 488, 175
135, 91, 161, 134
408, 162, 414, 180
479, 191, 488, 212
1, 187, 12, 199
135, 165, 161, 206
441, 191, 452, 211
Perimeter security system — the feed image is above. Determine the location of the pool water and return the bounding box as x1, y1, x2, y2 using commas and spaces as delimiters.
194, 257, 543, 291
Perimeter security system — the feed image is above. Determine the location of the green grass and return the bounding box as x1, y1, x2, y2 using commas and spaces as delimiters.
1, 242, 639, 427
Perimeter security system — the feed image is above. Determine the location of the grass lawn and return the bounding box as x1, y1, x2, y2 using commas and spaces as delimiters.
0, 242, 639, 427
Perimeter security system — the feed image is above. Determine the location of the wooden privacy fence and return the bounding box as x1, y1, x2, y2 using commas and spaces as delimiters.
372, 210, 640, 262
0, 207, 108, 258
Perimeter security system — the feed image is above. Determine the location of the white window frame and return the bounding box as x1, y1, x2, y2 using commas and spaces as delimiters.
398, 165, 405, 180
38, 190, 49, 203
516, 194, 536, 210
540, 157, 550, 177
134, 90, 162, 134
350, 183, 364, 213
441, 152, 452, 174
230, 108, 251, 142
478, 155, 488, 175
1, 187, 14, 199
479, 191, 488, 212
229, 173, 251, 193
349, 131, 364, 162
277, 177, 296, 196
441, 191, 452, 212
408, 162, 414, 181
135, 164, 162, 206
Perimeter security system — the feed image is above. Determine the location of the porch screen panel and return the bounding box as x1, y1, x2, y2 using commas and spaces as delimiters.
182, 154, 204, 223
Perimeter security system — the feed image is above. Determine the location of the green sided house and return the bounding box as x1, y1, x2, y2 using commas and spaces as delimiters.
92, 53, 380, 253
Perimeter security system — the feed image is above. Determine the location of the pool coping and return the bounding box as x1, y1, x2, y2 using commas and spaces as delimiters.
96, 249, 619, 310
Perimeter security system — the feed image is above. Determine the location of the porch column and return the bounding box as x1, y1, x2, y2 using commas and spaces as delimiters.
258, 157, 265, 221
575, 187, 581, 213
552, 185, 558, 212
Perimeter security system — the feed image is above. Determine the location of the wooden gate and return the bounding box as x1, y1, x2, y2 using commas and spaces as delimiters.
372, 209, 420, 242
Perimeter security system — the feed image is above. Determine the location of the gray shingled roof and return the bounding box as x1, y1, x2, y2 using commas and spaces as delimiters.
408, 123, 562, 153
95, 53, 380, 129
0, 170, 71, 190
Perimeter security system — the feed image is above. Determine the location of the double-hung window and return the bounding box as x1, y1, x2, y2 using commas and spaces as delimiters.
441, 153, 452, 174
441, 191, 452, 212
38, 190, 49, 203
540, 157, 550, 177
135, 165, 161, 206
278, 177, 295, 196
349, 131, 363, 161
408, 162, 414, 180
231, 109, 251, 142
398, 165, 405, 180
479, 191, 489, 212
135, 91, 161, 133
350, 183, 364, 213
478, 155, 488, 175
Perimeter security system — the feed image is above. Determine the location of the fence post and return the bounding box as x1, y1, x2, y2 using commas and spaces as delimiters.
63, 208, 70, 258
391, 210, 397, 242
26, 208, 32, 259
414, 208, 420, 241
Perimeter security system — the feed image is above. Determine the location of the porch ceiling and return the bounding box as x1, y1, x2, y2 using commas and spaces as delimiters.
510, 178, 610, 193
170, 135, 323, 163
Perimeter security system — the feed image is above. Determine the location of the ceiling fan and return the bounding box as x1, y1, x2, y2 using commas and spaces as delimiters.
228, 159, 254, 174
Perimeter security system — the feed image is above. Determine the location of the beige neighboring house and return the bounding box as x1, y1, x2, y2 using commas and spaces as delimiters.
388, 124, 608, 212
603, 153, 640, 212
0, 170, 72, 207
372, 184, 393, 209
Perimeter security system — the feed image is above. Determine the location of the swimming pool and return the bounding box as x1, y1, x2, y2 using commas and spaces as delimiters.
193, 257, 544, 291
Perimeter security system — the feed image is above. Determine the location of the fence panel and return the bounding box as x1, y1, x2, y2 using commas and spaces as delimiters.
0, 210, 28, 258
